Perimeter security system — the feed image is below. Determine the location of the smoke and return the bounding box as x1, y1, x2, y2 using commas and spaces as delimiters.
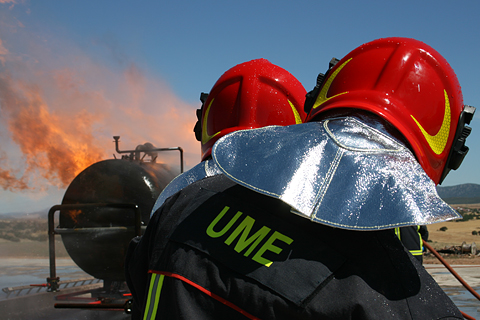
0, 39, 8, 66
0, 9, 200, 194
0, 73, 106, 190
0, 0, 16, 6
0, 152, 28, 191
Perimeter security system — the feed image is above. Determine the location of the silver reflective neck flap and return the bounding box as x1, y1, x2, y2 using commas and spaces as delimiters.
151, 159, 222, 215
212, 117, 460, 230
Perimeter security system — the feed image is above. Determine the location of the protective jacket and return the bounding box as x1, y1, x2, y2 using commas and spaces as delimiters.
125, 174, 462, 320
395, 226, 428, 263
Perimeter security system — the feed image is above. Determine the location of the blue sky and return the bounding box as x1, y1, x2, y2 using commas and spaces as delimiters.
0, 1, 479, 214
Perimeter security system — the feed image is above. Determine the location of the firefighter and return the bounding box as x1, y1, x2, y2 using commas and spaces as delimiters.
395, 225, 429, 264
148, 58, 306, 215
125, 58, 307, 319
127, 38, 473, 319
209, 37, 473, 318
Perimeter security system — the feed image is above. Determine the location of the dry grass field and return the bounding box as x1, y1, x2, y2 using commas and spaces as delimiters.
424, 203, 480, 265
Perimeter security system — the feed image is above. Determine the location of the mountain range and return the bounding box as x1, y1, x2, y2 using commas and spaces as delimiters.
436, 183, 480, 204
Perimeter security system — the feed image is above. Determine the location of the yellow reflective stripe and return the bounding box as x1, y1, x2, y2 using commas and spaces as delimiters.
202, 98, 221, 144
394, 227, 401, 240
312, 58, 351, 110
143, 273, 165, 320
395, 227, 424, 255
288, 100, 303, 124
416, 225, 424, 253
409, 249, 423, 256
411, 90, 451, 155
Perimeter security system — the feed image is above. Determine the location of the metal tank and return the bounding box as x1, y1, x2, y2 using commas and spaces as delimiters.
47, 137, 183, 290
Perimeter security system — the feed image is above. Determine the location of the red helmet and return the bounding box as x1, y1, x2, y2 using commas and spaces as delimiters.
304, 37, 475, 184
195, 58, 307, 161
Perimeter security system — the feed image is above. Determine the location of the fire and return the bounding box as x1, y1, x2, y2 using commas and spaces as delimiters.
66, 209, 81, 225
0, 167, 28, 191
0, 13, 200, 194
0, 75, 105, 189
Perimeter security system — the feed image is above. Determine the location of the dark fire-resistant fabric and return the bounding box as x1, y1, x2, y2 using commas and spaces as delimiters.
126, 174, 463, 320
167, 188, 347, 305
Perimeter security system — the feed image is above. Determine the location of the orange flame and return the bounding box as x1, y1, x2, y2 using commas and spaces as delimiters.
0, 168, 28, 191
0, 36, 199, 194
0, 75, 105, 189
66, 209, 81, 225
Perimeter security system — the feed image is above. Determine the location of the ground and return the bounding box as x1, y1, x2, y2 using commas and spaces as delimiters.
1, 204, 479, 265
424, 209, 480, 265
0, 238, 69, 258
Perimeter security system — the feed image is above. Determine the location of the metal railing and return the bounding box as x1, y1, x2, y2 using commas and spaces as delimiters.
47, 203, 142, 292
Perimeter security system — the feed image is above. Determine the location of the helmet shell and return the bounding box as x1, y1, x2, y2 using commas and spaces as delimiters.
306, 37, 464, 184
200, 58, 307, 160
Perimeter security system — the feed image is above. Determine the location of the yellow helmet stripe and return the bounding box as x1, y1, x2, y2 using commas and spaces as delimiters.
411, 90, 451, 155
202, 98, 221, 144
203, 98, 303, 145
312, 58, 352, 110
289, 99, 303, 124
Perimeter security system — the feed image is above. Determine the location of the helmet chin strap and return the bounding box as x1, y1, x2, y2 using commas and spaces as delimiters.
439, 104, 476, 184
